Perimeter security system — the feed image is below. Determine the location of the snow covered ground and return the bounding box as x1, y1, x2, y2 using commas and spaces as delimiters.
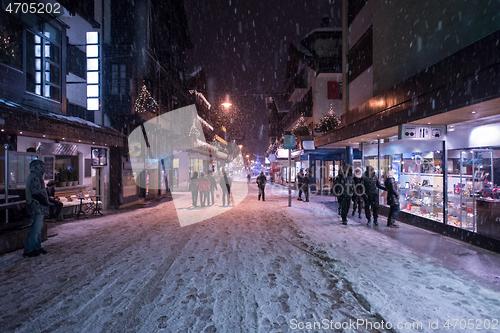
1, 180, 499, 333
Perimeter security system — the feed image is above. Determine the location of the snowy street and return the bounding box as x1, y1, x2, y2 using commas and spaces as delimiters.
1, 180, 500, 333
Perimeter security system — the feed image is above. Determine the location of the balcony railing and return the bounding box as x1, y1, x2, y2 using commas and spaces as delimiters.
282, 88, 313, 130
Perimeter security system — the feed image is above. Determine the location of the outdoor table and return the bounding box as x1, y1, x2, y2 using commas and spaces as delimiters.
89, 195, 103, 216
76, 197, 88, 219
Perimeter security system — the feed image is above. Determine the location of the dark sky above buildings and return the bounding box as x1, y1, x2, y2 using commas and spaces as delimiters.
184, 0, 341, 155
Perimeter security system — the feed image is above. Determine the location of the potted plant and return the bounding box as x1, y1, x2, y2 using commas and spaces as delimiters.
60, 169, 68, 187
72, 169, 79, 186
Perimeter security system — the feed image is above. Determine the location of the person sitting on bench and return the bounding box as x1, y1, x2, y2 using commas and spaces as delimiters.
46, 181, 63, 221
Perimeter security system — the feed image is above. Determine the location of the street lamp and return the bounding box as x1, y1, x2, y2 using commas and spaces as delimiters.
222, 94, 232, 108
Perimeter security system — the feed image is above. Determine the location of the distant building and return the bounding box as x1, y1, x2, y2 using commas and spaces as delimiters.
268, 18, 351, 192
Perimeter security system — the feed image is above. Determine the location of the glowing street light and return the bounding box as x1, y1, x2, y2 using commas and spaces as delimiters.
222, 94, 232, 108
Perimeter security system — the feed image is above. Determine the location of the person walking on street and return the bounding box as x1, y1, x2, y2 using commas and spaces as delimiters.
256, 171, 267, 201
189, 172, 199, 207
247, 174, 251, 183
196, 172, 211, 207
384, 170, 400, 228
352, 168, 363, 218
297, 169, 305, 201
207, 170, 217, 205
220, 169, 232, 206
303, 169, 312, 202
362, 166, 387, 226
334, 164, 354, 225
24, 160, 50, 258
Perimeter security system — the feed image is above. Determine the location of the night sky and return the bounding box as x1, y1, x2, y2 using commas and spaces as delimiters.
184, 0, 342, 156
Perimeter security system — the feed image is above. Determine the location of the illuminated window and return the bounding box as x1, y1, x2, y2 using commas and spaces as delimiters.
26, 23, 61, 101
86, 31, 100, 111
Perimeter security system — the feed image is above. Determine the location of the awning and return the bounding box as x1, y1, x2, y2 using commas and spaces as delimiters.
38, 142, 79, 156
0, 99, 126, 147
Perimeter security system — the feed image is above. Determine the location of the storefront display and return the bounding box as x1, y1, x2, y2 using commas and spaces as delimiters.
362, 124, 500, 239
399, 151, 444, 223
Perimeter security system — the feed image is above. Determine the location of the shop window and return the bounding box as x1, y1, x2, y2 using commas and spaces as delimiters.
55, 156, 79, 186
26, 22, 62, 101
0, 11, 23, 70
447, 149, 496, 232
7, 152, 39, 188
398, 151, 444, 223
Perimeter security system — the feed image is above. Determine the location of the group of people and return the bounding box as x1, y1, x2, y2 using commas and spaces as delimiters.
332, 165, 400, 227
296, 169, 313, 202
189, 169, 232, 207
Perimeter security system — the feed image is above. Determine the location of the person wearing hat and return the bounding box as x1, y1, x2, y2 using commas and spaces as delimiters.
351, 168, 363, 218
256, 171, 267, 201
384, 169, 400, 228
24, 160, 50, 257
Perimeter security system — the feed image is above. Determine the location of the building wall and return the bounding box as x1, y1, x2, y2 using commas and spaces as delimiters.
348, 65, 373, 110
313, 73, 342, 124
372, 0, 500, 95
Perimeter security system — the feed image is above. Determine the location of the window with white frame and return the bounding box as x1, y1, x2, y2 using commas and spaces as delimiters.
26, 22, 61, 101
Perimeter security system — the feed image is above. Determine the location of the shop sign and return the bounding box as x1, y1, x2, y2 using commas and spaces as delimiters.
276, 149, 289, 159
302, 140, 315, 150
400, 124, 445, 140
91, 147, 107, 166
284, 135, 296, 149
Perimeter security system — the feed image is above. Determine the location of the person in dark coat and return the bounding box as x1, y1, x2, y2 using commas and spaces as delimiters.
46, 180, 63, 221
334, 164, 354, 225
362, 166, 387, 226
207, 170, 217, 205
219, 169, 232, 206
303, 169, 312, 202
256, 171, 267, 201
384, 170, 400, 228
189, 172, 199, 207
297, 169, 305, 201
24, 160, 50, 257
352, 168, 363, 218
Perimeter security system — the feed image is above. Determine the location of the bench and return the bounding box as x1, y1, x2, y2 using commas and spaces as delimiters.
53, 186, 93, 217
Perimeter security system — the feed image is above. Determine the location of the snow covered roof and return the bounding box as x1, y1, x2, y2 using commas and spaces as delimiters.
291, 41, 313, 57
304, 27, 342, 38
0, 98, 102, 129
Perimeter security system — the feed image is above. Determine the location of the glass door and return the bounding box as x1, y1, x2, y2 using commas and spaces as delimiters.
471, 149, 493, 232
447, 149, 493, 231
